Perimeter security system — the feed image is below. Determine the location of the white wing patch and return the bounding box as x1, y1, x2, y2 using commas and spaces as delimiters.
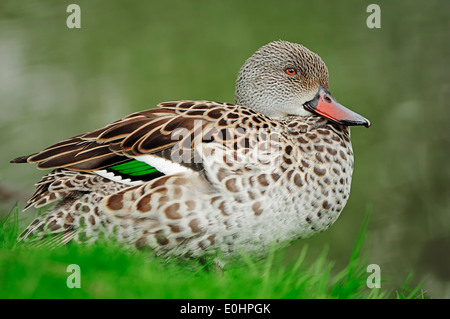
136, 154, 190, 175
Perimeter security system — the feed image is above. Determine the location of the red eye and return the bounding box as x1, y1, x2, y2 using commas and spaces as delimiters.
285, 68, 297, 75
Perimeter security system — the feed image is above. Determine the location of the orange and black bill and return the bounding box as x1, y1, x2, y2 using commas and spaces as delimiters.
304, 85, 371, 128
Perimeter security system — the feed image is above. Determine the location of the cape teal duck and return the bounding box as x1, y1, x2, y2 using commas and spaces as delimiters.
11, 40, 370, 260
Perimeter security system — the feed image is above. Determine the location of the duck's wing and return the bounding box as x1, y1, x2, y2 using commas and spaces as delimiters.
11, 100, 276, 176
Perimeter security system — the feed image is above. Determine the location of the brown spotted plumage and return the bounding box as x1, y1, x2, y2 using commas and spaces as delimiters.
11, 40, 370, 261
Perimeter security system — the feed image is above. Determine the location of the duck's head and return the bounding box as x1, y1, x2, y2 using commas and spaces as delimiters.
235, 40, 370, 127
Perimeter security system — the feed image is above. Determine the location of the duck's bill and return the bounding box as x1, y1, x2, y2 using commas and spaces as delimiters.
304, 85, 371, 128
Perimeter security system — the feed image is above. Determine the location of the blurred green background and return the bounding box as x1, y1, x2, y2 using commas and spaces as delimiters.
0, 0, 449, 298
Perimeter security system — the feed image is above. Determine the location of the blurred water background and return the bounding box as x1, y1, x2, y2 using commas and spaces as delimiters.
0, 0, 449, 297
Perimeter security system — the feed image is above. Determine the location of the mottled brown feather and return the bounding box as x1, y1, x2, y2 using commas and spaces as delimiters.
96, 118, 154, 143
12, 101, 278, 172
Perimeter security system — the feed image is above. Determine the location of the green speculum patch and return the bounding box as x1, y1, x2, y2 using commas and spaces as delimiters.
108, 160, 159, 176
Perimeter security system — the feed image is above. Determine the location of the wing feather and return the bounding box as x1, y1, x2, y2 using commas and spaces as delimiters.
11, 101, 275, 172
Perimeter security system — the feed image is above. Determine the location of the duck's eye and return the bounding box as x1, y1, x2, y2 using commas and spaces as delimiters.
285, 68, 297, 75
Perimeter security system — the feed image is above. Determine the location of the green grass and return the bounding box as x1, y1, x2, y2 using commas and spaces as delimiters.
0, 205, 424, 299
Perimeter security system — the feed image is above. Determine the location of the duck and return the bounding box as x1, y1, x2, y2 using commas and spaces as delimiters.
11, 40, 370, 260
